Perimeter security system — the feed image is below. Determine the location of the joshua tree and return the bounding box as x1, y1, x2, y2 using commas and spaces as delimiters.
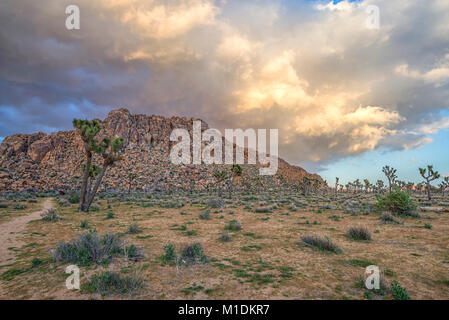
419, 165, 441, 201
335, 177, 340, 195
382, 165, 397, 193
298, 176, 313, 196
353, 179, 362, 193
73, 119, 124, 212
363, 179, 371, 193
376, 180, 385, 194
439, 177, 449, 197
128, 172, 138, 195
406, 182, 414, 193
228, 164, 243, 198
213, 169, 228, 197
416, 182, 424, 195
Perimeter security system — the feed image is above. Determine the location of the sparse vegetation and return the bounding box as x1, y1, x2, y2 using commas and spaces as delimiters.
346, 226, 371, 241
301, 235, 341, 254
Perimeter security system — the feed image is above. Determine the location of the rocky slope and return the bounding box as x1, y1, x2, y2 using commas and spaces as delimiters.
0, 108, 322, 192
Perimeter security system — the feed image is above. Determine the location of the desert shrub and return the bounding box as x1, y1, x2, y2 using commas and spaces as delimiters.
13, 204, 27, 210
28, 199, 38, 203
199, 211, 210, 220
40, 209, 61, 222
124, 245, 144, 261
254, 207, 273, 213
390, 281, 410, 300
219, 232, 232, 242
82, 271, 145, 297
53, 231, 122, 266
375, 188, 418, 216
0, 203, 8, 208
224, 220, 242, 231
180, 243, 208, 265
424, 223, 432, 229
380, 212, 400, 224
347, 226, 371, 241
161, 244, 176, 264
68, 194, 80, 204
106, 212, 115, 219
57, 198, 70, 207
206, 199, 224, 208
80, 220, 89, 229
128, 223, 141, 234
301, 235, 341, 254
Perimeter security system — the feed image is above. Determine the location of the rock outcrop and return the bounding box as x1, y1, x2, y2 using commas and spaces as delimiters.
0, 108, 322, 192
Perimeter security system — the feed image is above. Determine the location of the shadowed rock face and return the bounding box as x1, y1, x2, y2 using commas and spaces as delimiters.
0, 108, 322, 192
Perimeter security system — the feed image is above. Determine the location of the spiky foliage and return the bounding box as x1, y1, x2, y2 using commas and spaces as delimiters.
213, 169, 228, 197
73, 118, 124, 212
375, 187, 417, 216
382, 165, 397, 193
419, 165, 441, 201
439, 177, 449, 197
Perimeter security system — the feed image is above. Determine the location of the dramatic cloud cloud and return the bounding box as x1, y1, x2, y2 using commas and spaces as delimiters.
0, 0, 448, 171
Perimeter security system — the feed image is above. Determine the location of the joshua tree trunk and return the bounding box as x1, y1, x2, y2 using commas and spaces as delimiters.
85, 165, 108, 210
79, 147, 92, 211
426, 183, 432, 201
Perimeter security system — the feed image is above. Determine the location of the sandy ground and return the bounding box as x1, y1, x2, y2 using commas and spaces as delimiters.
0, 199, 53, 297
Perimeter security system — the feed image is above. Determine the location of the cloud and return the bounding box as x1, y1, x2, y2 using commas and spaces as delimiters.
0, 0, 449, 171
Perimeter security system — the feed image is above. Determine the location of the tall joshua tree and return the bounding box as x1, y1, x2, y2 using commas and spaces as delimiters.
363, 179, 371, 193
382, 165, 397, 193
419, 165, 441, 201
73, 119, 124, 212
335, 177, 340, 195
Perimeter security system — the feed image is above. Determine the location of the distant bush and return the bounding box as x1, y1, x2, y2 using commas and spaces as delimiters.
13, 204, 27, 210
53, 231, 123, 266
68, 194, 80, 204
124, 245, 144, 261
206, 199, 224, 208
219, 232, 232, 242
161, 244, 176, 264
380, 212, 400, 224
224, 220, 242, 231
199, 211, 210, 220
390, 281, 410, 300
80, 220, 89, 229
106, 212, 115, 219
40, 209, 61, 222
128, 223, 141, 234
82, 271, 145, 297
0, 203, 8, 208
301, 235, 341, 254
347, 226, 371, 241
376, 188, 418, 216
180, 243, 208, 265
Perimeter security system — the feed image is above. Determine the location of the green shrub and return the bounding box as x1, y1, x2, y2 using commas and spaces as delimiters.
199, 211, 210, 220
301, 235, 341, 254
106, 212, 115, 219
390, 281, 410, 300
80, 220, 89, 229
68, 194, 80, 204
375, 187, 418, 216
162, 244, 176, 264
180, 243, 208, 265
347, 226, 371, 241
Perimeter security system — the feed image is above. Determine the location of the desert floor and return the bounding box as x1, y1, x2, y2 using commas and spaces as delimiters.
0, 191, 448, 300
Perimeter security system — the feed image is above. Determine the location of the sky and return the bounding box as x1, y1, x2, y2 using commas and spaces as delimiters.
0, 0, 448, 186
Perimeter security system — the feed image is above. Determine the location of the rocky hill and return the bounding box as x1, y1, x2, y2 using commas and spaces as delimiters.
0, 108, 322, 193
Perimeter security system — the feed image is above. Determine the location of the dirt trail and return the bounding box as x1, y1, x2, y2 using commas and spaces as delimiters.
0, 199, 53, 267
